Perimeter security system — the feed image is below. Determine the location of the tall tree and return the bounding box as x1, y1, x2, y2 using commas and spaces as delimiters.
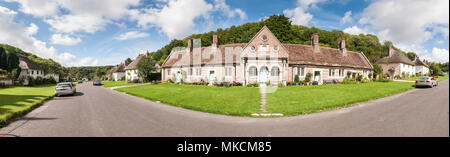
125, 58, 132, 66
0, 47, 7, 70
429, 63, 443, 74
137, 55, 157, 82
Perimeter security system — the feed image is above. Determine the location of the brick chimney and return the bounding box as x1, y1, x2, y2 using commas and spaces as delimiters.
187, 38, 193, 52
311, 33, 320, 53
388, 46, 394, 57
212, 33, 219, 48
338, 39, 347, 56
145, 50, 150, 56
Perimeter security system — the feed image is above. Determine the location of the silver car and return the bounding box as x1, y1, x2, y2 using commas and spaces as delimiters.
415, 77, 438, 88
55, 82, 76, 96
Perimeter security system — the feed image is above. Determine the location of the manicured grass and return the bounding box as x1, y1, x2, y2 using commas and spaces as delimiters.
102, 81, 144, 87
0, 85, 55, 127
115, 84, 261, 116
266, 81, 415, 116
397, 74, 448, 82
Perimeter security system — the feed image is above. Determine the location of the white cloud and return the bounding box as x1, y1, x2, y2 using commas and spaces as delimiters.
7, 0, 140, 34
0, 6, 96, 66
283, 0, 327, 26
340, 11, 352, 25
360, 0, 449, 44
4, 0, 59, 17
343, 26, 371, 35
129, 0, 213, 39
50, 34, 82, 46
115, 31, 150, 41
213, 0, 247, 19
437, 40, 444, 44
422, 48, 449, 63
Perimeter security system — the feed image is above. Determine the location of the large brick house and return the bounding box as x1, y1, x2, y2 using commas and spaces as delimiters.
162, 26, 373, 85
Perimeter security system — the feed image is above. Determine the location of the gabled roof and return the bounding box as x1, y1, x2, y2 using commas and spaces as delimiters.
162, 43, 246, 68
377, 51, 415, 65
415, 58, 429, 67
18, 54, 42, 70
284, 44, 373, 69
111, 63, 126, 73
124, 55, 144, 70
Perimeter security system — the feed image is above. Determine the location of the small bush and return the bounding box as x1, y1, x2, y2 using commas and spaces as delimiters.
294, 75, 299, 83
342, 77, 356, 84
376, 78, 392, 82
305, 73, 312, 83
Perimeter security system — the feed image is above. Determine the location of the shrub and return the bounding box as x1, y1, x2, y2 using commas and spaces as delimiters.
342, 77, 356, 84
120, 76, 125, 81
167, 79, 174, 84
294, 74, 299, 83
265, 80, 271, 86
26, 76, 35, 86
131, 78, 139, 83
376, 78, 392, 82
305, 73, 312, 83
231, 81, 242, 86
48, 76, 57, 84
356, 74, 363, 82
286, 82, 292, 86
278, 82, 284, 87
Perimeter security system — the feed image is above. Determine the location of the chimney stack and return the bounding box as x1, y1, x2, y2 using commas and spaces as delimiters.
212, 33, 220, 48
187, 38, 193, 52
311, 33, 320, 53
388, 46, 394, 57
146, 50, 150, 56
339, 39, 347, 56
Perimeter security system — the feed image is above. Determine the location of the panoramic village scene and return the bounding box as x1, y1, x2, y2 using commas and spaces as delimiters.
0, 0, 448, 137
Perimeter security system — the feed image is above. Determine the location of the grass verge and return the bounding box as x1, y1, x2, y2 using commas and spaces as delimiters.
0, 85, 55, 127
266, 81, 415, 116
102, 81, 144, 87
115, 84, 261, 116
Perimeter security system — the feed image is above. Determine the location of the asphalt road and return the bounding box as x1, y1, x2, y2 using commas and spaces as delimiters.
0, 80, 448, 137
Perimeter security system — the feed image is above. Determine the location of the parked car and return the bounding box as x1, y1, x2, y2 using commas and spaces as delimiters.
77, 80, 83, 84
93, 79, 102, 86
415, 77, 438, 88
55, 82, 76, 96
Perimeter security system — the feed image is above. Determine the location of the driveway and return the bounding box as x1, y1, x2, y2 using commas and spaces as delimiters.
0, 80, 448, 137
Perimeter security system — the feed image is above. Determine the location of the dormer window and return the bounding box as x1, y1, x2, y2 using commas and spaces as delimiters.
262, 35, 268, 41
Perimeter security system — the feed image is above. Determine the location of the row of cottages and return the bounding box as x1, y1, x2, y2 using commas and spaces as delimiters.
376, 47, 430, 78
161, 26, 373, 85
17, 54, 60, 85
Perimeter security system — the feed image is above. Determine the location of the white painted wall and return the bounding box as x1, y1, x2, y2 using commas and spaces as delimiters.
125, 69, 141, 82
113, 72, 125, 81
399, 63, 416, 76
415, 65, 429, 75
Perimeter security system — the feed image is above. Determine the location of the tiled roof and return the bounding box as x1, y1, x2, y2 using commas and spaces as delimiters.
283, 44, 372, 69
162, 43, 373, 69
162, 43, 245, 68
377, 51, 415, 65
18, 54, 42, 70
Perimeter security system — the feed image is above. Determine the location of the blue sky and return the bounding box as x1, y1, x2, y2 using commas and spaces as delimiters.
0, 0, 448, 66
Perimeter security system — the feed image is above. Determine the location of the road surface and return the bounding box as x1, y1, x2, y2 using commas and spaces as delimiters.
1, 80, 448, 137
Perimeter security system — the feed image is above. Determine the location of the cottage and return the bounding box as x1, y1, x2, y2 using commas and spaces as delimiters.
44, 73, 60, 82
124, 53, 148, 82
110, 62, 126, 81
377, 47, 416, 78
18, 54, 44, 85
414, 56, 429, 76
162, 26, 373, 85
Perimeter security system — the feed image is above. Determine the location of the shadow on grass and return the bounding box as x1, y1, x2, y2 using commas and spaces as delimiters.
0, 94, 53, 127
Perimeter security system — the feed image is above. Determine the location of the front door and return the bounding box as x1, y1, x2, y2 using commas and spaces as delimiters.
259, 66, 269, 85
314, 71, 321, 82
209, 71, 215, 84
176, 71, 181, 83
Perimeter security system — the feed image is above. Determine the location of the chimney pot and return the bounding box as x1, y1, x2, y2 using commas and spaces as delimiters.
339, 39, 347, 56
311, 33, 320, 53
388, 46, 394, 57
212, 33, 219, 48
187, 39, 193, 52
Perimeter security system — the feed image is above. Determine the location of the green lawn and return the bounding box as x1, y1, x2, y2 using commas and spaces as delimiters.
397, 74, 448, 81
266, 82, 415, 116
115, 84, 261, 116
102, 81, 144, 87
0, 85, 55, 126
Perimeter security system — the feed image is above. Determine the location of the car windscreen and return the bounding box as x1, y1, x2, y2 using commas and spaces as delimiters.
418, 77, 429, 80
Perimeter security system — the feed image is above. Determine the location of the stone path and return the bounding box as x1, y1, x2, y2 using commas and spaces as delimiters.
251, 84, 284, 117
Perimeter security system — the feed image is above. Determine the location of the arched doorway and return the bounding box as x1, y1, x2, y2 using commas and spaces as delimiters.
259, 66, 269, 85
